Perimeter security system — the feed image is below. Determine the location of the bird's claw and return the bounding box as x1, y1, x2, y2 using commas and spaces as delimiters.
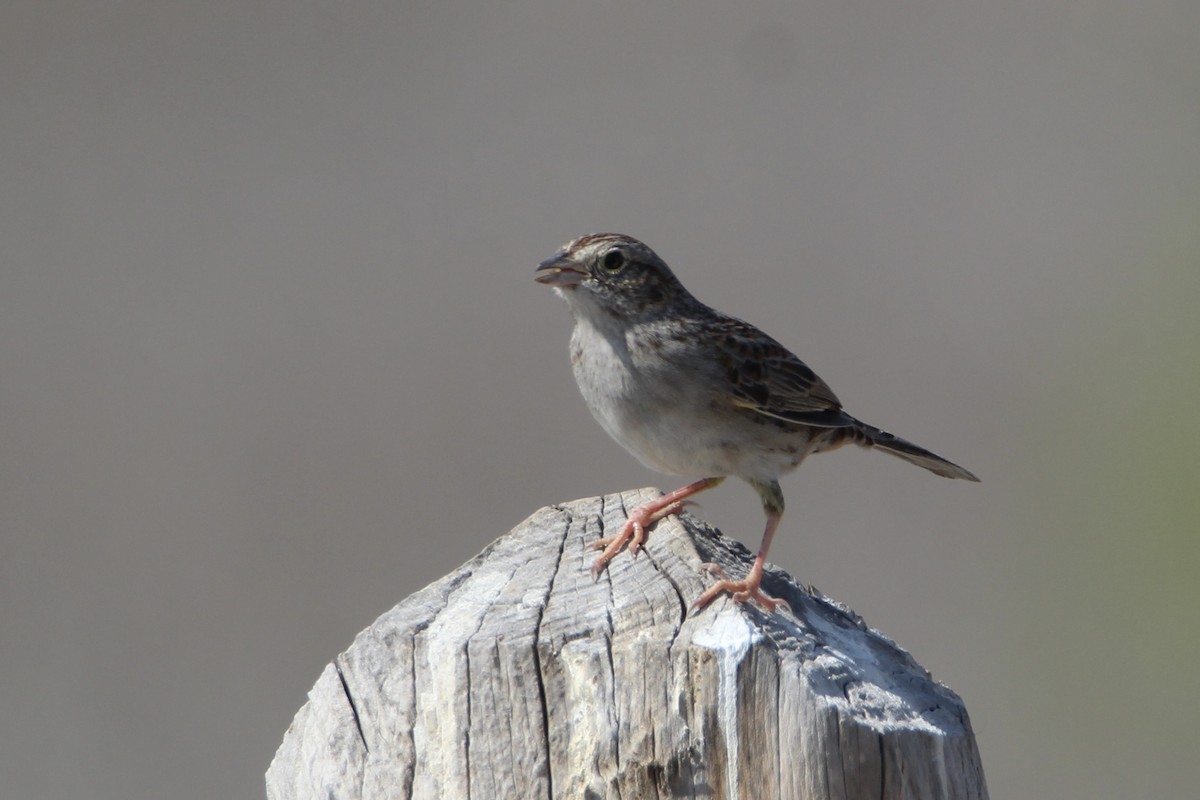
590, 518, 646, 575
690, 573, 790, 614
589, 498, 691, 575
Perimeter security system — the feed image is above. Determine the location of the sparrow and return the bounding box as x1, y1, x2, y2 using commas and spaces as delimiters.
535, 233, 978, 612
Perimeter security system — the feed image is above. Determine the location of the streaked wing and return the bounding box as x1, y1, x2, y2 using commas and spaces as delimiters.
711, 316, 851, 428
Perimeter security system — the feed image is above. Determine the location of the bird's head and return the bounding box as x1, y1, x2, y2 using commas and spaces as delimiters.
534, 233, 691, 319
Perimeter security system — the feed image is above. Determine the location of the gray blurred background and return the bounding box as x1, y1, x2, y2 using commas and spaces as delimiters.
3, 2, 1198, 798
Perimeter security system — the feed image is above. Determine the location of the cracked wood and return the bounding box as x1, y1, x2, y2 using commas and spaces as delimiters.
267, 488, 988, 800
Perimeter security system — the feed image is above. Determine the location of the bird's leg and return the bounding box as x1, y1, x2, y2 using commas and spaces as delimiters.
693, 479, 789, 613
591, 477, 725, 576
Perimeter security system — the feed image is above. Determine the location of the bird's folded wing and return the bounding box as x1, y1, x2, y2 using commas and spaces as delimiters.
716, 321, 852, 428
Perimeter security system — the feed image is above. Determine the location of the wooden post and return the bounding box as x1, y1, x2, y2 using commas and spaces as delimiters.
267, 488, 988, 799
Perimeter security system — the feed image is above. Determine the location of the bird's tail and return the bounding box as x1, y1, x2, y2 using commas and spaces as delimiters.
851, 420, 979, 481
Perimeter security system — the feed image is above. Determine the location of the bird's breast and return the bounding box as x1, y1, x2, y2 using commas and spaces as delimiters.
566, 319, 813, 480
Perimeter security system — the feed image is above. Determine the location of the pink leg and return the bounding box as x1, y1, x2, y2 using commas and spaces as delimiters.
591, 477, 725, 576
691, 509, 789, 613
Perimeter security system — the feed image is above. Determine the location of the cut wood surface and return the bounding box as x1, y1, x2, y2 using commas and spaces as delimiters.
267, 488, 988, 800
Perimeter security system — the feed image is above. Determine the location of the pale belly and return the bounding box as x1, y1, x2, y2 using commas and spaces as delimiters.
570, 325, 815, 481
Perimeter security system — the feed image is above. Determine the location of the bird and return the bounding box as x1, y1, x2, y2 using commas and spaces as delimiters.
534, 233, 978, 612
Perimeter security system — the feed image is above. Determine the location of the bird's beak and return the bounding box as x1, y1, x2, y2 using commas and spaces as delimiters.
534, 252, 587, 287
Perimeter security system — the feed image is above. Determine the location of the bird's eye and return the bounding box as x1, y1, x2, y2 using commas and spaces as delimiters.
601, 250, 625, 272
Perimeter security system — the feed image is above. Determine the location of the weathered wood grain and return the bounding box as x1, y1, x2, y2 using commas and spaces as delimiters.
267, 488, 988, 799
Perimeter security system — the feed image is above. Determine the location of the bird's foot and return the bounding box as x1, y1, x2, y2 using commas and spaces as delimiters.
692, 563, 789, 613
589, 499, 688, 577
